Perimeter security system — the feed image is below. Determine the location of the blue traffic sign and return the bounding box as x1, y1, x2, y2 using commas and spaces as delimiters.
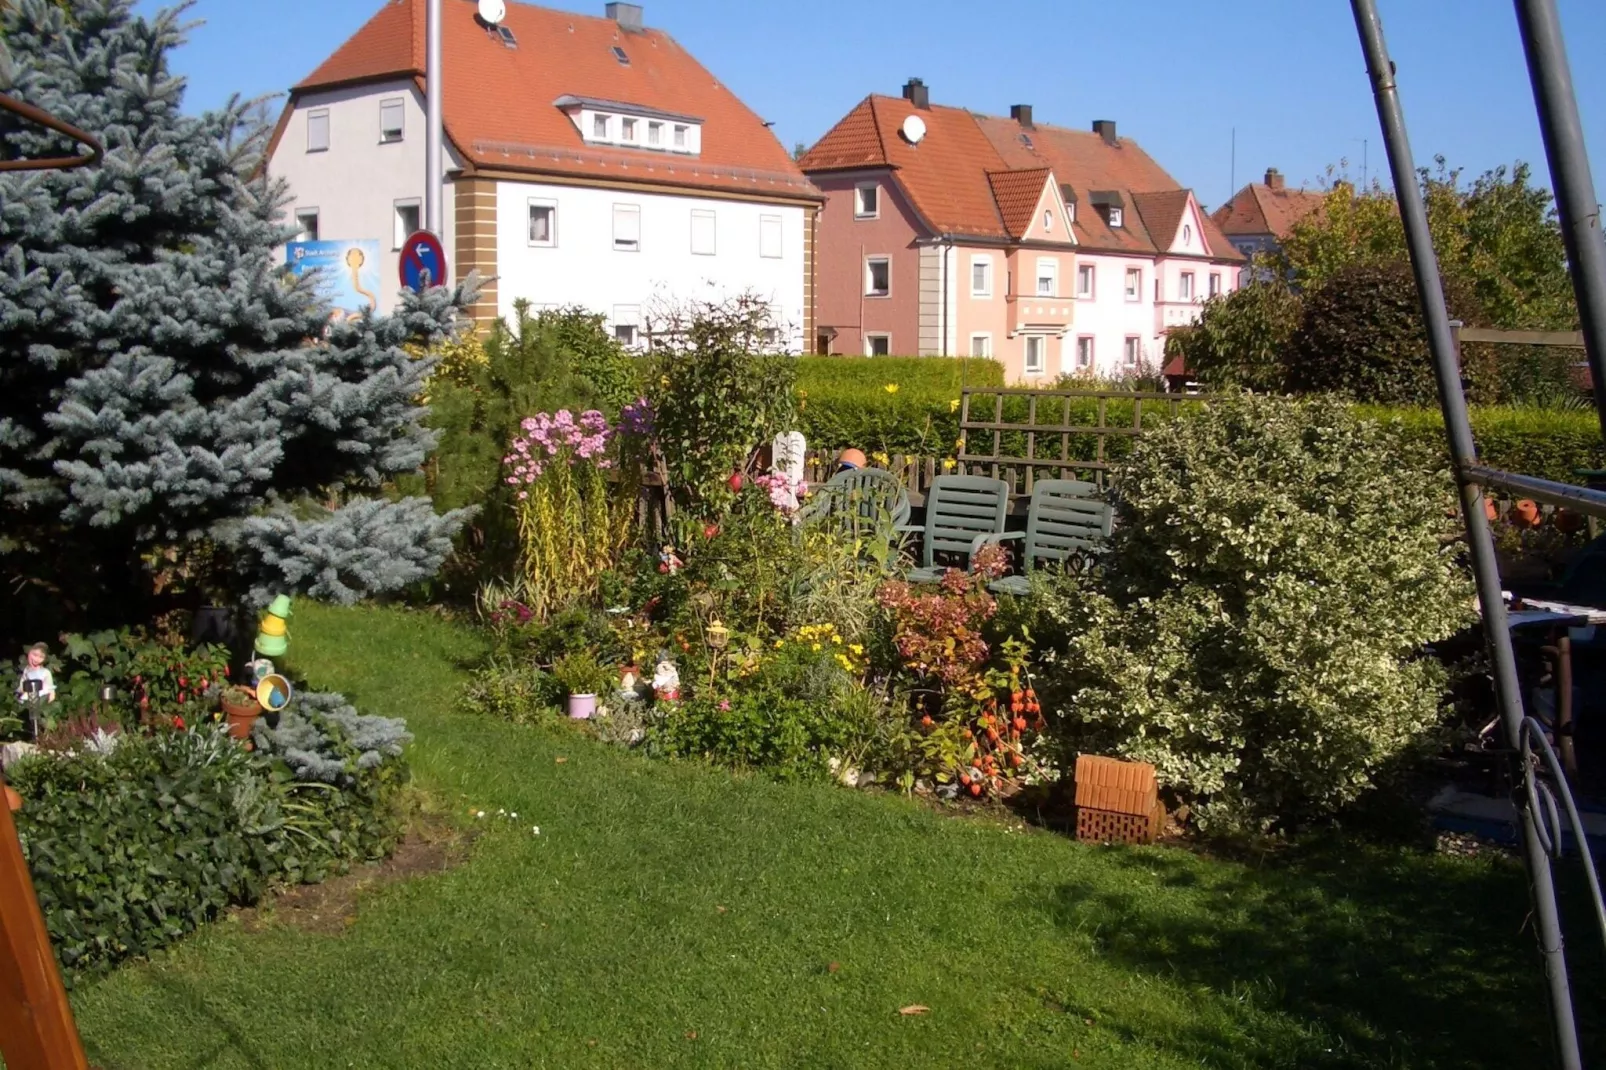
400, 230, 448, 292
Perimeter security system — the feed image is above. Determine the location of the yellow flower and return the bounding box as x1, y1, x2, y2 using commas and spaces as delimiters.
949, 398, 960, 413
942, 458, 956, 471
811, 643, 822, 652
774, 639, 784, 649
884, 383, 900, 394
955, 438, 966, 450
872, 450, 890, 467
831, 634, 842, 644
849, 643, 864, 655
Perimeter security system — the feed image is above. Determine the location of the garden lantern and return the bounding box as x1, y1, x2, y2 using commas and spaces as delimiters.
706, 619, 729, 651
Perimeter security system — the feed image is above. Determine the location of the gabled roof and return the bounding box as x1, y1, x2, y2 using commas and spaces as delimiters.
278, 0, 817, 199
987, 168, 1054, 239
1130, 190, 1192, 252
1212, 179, 1325, 239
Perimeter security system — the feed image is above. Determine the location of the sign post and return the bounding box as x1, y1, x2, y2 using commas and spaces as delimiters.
399, 231, 448, 294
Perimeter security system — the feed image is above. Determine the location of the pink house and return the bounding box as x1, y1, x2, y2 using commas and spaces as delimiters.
799, 80, 1244, 381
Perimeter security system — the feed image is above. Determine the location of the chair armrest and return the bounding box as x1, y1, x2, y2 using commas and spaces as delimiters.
894, 523, 924, 536
972, 531, 1023, 553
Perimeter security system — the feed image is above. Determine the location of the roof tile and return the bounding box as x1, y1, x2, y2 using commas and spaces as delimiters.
986, 167, 1053, 239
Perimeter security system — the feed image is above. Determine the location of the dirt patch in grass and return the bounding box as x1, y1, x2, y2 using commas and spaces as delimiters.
238, 815, 475, 935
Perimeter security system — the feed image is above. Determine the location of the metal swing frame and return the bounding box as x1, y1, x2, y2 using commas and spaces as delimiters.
1351, 2, 1606, 1064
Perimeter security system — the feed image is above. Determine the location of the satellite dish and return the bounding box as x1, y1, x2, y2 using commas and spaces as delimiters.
901, 114, 927, 144
478, 0, 506, 25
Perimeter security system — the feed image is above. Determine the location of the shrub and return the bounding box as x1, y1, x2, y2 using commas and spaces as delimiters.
1288, 259, 1494, 404
1044, 392, 1473, 832
1166, 281, 1304, 392
797, 356, 1001, 455
459, 659, 561, 725
11, 692, 408, 980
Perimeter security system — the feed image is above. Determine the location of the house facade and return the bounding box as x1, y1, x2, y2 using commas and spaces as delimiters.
1211, 168, 1326, 274
800, 82, 1244, 381
268, 0, 820, 349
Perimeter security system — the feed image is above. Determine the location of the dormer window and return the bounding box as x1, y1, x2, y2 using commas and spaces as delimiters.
558, 96, 703, 155
593, 114, 610, 139
1109, 207, 1123, 228
673, 124, 687, 148
648, 121, 662, 146
621, 117, 637, 141
1067, 202, 1075, 222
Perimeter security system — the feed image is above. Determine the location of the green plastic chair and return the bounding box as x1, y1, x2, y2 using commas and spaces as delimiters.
798, 467, 912, 529
902, 474, 1011, 583
982, 479, 1111, 596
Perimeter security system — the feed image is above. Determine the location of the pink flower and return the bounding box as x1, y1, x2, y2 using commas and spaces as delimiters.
517, 491, 528, 500
718, 700, 731, 712
505, 476, 518, 485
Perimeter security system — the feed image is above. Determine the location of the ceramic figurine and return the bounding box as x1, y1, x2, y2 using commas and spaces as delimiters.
652, 654, 681, 703
617, 664, 643, 703
14, 643, 55, 704
658, 545, 683, 575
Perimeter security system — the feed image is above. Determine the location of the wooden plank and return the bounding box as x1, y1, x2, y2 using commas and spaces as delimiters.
959, 422, 1142, 436
960, 455, 1113, 470
0, 775, 89, 1070
1456, 327, 1586, 348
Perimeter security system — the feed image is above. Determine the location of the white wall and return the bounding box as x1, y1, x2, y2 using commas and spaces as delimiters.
268, 80, 459, 316
493, 179, 808, 351
1068, 253, 1167, 377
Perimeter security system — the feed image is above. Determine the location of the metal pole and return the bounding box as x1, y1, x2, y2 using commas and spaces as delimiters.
1513, 0, 1606, 435
425, 0, 444, 242
1349, 3, 1581, 1065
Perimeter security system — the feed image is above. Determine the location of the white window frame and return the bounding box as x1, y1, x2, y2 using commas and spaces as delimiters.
392, 198, 420, 250
864, 256, 890, 298
970, 333, 992, 358
593, 113, 611, 139
1209, 272, 1222, 297
528, 199, 557, 247
673, 124, 687, 148
1182, 223, 1193, 245
1123, 336, 1141, 369
854, 183, 880, 220
864, 332, 891, 356
1076, 264, 1095, 299
1124, 267, 1142, 301
1035, 258, 1057, 297
1042, 209, 1054, 233
690, 208, 715, 256
379, 98, 404, 144
613, 305, 641, 347
1024, 335, 1046, 376
1108, 206, 1124, 228
294, 208, 319, 243
1179, 271, 1195, 301
1076, 335, 1094, 370
759, 214, 782, 259
306, 109, 329, 153
1067, 202, 1076, 223
621, 117, 637, 141
647, 121, 662, 146
970, 256, 992, 298
613, 203, 641, 252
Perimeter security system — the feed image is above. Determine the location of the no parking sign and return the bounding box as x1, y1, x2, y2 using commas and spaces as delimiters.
399, 231, 448, 292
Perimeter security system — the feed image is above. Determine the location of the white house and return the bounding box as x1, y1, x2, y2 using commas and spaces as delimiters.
268, 0, 821, 348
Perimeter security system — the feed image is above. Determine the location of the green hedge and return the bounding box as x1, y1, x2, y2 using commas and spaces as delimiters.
9, 694, 408, 981
795, 359, 1603, 484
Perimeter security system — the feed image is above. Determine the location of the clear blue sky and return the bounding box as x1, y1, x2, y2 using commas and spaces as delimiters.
136, 0, 1606, 208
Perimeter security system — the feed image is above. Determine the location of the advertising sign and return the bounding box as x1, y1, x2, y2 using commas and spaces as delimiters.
286, 240, 382, 319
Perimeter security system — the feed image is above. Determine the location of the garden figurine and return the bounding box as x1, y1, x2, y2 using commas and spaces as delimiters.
836, 448, 867, 473
617, 665, 644, 704
652, 653, 681, 703
15, 643, 55, 704
254, 594, 292, 657
658, 545, 683, 575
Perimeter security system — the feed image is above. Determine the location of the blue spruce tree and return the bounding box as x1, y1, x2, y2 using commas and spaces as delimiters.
1, 0, 473, 632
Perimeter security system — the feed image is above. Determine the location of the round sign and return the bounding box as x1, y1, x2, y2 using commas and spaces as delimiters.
400, 230, 448, 292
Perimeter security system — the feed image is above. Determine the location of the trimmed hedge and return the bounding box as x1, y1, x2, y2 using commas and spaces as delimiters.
9, 693, 408, 981
795, 357, 1603, 484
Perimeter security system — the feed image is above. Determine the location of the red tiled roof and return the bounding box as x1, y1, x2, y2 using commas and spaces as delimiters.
987, 168, 1053, 239
283, 0, 816, 199
1212, 181, 1326, 239
1130, 190, 1191, 251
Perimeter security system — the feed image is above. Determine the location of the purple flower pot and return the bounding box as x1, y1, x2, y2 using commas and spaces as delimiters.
567, 693, 597, 720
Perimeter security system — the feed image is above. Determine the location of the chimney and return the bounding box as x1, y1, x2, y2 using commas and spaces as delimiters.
1010, 104, 1033, 129
1264, 167, 1285, 190
605, 2, 643, 31
902, 78, 930, 110
1093, 119, 1117, 145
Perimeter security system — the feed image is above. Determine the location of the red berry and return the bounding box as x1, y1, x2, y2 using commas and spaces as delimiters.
969, 783, 982, 797
179, 677, 188, 688
703, 524, 720, 539
728, 472, 745, 492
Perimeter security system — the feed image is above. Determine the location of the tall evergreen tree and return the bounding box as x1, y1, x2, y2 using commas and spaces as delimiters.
0, 0, 472, 632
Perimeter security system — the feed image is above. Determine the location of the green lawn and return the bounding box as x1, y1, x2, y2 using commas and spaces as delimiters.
66, 603, 1596, 1068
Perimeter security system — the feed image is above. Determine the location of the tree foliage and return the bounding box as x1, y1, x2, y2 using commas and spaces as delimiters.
1041, 393, 1473, 832
0, 0, 471, 632
1165, 282, 1303, 393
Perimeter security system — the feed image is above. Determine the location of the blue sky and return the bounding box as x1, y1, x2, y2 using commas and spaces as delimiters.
137, 0, 1606, 208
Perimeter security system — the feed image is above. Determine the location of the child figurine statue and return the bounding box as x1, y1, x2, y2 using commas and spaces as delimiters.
15, 642, 55, 705
658, 545, 683, 575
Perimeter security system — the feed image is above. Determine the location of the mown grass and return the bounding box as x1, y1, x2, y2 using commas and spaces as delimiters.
67, 603, 1602, 1069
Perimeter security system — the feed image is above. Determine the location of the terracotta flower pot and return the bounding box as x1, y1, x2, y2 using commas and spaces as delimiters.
221, 690, 261, 741
1513, 499, 1542, 528
4, 784, 21, 812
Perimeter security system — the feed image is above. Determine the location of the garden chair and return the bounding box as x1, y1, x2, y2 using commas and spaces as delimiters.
797, 466, 912, 529
978, 479, 1111, 597
901, 474, 1011, 583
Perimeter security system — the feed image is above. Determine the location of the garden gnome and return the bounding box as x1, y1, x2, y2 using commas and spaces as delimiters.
837, 448, 867, 473
617, 665, 643, 704
652, 653, 681, 703
14, 643, 55, 704
771, 431, 807, 510
254, 594, 292, 657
